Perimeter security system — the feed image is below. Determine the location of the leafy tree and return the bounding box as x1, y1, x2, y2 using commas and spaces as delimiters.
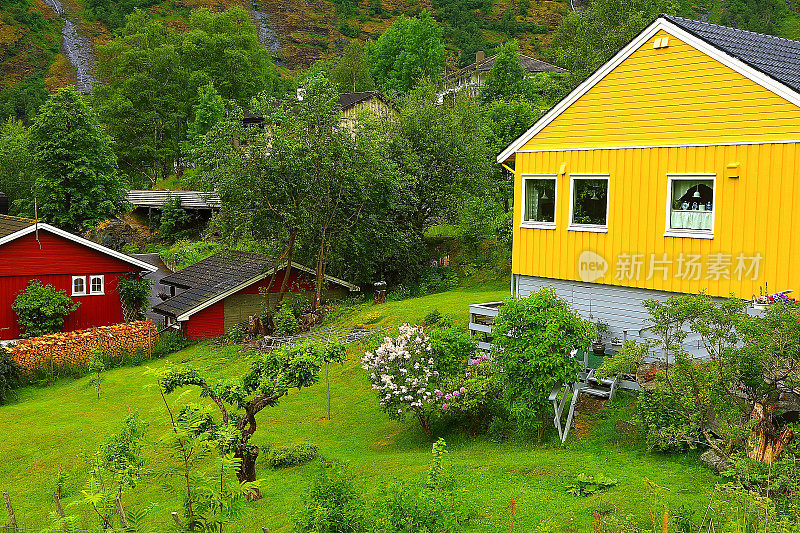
492, 288, 594, 437
118, 275, 154, 321
159, 195, 191, 242
387, 81, 491, 245
94, 11, 192, 187
712, 0, 789, 35
329, 41, 375, 93
547, 0, 682, 84
0, 117, 32, 214
274, 302, 299, 336
480, 40, 527, 103
367, 11, 446, 93
198, 75, 391, 310
186, 82, 227, 144
159, 341, 345, 493
27, 87, 124, 230
600, 296, 800, 462
85, 0, 160, 30
12, 279, 80, 338
182, 8, 276, 106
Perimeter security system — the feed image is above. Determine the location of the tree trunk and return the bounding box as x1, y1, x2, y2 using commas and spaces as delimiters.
276, 229, 297, 306
748, 403, 794, 464
313, 232, 326, 311
416, 411, 432, 438
234, 444, 262, 500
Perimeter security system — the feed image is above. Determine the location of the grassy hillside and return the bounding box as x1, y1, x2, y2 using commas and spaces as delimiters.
0, 282, 721, 531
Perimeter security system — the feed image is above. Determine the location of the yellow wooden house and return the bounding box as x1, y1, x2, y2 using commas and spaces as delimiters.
498, 14, 800, 341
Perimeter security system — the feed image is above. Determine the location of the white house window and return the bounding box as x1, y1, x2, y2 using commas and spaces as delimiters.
522, 175, 557, 228
665, 174, 716, 239
72, 276, 87, 296
569, 175, 609, 232
89, 275, 105, 295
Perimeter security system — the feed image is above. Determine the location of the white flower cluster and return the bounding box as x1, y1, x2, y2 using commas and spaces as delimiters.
362, 324, 439, 417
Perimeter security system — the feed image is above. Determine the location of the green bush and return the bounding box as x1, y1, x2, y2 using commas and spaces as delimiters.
152, 331, 191, 358
118, 275, 153, 321
159, 196, 192, 242
565, 472, 618, 497
12, 280, 80, 338
0, 348, 21, 405
266, 444, 319, 468
492, 288, 593, 435
294, 461, 369, 532
429, 326, 476, 377
274, 302, 299, 336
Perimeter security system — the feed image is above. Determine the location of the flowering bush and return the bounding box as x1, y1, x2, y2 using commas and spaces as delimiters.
434, 360, 504, 436
362, 324, 440, 436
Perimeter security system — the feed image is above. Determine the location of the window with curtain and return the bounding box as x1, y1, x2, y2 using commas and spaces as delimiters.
572, 178, 609, 226
524, 178, 556, 224
669, 178, 714, 231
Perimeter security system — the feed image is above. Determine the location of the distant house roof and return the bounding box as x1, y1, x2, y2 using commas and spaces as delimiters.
241, 91, 393, 126
662, 14, 800, 92
0, 214, 35, 240
126, 190, 221, 210
338, 91, 393, 110
0, 214, 157, 271
154, 250, 359, 320
447, 52, 567, 80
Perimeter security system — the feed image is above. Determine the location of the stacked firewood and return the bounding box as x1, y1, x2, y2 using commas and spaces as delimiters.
7, 321, 157, 374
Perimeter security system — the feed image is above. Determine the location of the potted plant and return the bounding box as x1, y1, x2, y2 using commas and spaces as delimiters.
592, 320, 609, 357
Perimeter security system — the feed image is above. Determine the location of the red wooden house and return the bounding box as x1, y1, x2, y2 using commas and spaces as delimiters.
0, 215, 158, 340
152, 250, 359, 339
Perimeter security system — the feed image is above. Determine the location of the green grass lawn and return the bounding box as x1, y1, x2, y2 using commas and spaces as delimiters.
0, 282, 719, 531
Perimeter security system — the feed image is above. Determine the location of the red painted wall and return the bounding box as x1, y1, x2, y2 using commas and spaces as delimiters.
0, 231, 138, 340
183, 300, 225, 340
180, 267, 341, 339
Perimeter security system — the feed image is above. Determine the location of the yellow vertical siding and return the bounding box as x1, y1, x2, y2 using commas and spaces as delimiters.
512, 144, 800, 298
519, 30, 800, 150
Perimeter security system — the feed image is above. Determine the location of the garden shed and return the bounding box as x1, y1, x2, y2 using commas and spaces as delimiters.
152, 250, 359, 339
0, 214, 157, 339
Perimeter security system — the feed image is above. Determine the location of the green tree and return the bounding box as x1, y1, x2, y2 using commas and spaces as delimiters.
547, 0, 682, 84
94, 11, 191, 187
480, 40, 526, 103
0, 117, 32, 214
712, 0, 789, 35
118, 275, 154, 321
388, 81, 491, 244
12, 279, 80, 338
492, 288, 594, 436
186, 82, 226, 142
198, 75, 392, 310
159, 195, 191, 242
367, 11, 446, 93
159, 341, 345, 491
182, 8, 276, 105
329, 41, 375, 93
27, 87, 124, 230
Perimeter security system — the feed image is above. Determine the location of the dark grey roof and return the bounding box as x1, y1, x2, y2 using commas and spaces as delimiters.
154, 251, 277, 317
448, 53, 567, 79
338, 91, 393, 110
662, 14, 800, 92
126, 190, 221, 209
0, 215, 36, 240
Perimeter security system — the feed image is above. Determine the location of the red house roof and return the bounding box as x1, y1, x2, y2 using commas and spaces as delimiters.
0, 215, 157, 272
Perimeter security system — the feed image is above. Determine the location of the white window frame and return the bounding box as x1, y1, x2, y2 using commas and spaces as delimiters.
89, 275, 105, 295
520, 174, 558, 230
664, 173, 716, 240
568, 173, 610, 233
71, 276, 87, 296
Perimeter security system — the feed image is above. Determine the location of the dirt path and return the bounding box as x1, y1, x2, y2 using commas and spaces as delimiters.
41, 0, 97, 93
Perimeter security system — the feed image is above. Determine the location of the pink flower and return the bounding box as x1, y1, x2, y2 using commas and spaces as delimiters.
434, 389, 443, 397
442, 403, 448, 411
445, 393, 452, 400
453, 390, 460, 397
459, 387, 466, 393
